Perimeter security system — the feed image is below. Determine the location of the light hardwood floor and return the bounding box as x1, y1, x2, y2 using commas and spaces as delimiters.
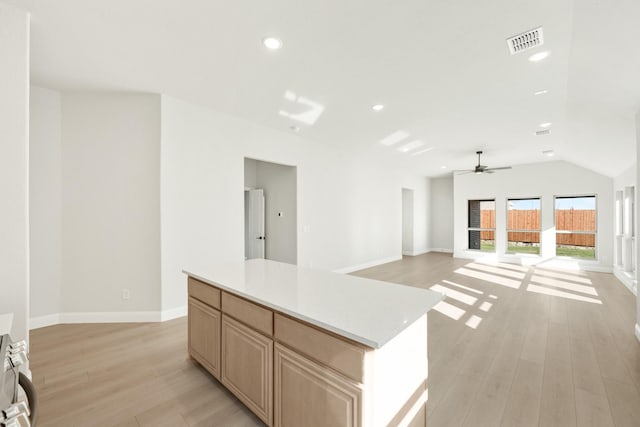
30, 253, 640, 426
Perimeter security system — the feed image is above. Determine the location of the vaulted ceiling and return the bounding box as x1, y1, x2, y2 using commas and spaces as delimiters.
10, 0, 640, 177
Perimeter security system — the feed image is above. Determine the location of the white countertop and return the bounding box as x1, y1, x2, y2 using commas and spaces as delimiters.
0, 313, 13, 336
184, 259, 443, 348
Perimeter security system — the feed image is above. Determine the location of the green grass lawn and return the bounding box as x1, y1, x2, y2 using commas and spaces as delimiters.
556, 246, 595, 259
480, 242, 540, 254
480, 242, 495, 252
478, 242, 595, 259
506, 244, 540, 255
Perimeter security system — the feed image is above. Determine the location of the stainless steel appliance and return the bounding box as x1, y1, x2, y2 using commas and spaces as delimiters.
0, 334, 37, 427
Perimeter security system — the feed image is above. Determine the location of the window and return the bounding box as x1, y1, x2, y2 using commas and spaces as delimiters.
468, 200, 495, 252
507, 198, 541, 255
555, 196, 596, 259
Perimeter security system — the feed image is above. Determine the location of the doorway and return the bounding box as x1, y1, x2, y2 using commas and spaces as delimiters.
402, 188, 414, 256
245, 188, 265, 259
244, 158, 297, 264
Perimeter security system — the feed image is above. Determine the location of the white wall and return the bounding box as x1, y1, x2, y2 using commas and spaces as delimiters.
401, 178, 429, 256
160, 95, 429, 311
30, 86, 62, 319
636, 110, 640, 343
430, 176, 454, 252
453, 160, 613, 270
256, 160, 297, 264
61, 93, 161, 314
0, 3, 30, 344
402, 189, 414, 254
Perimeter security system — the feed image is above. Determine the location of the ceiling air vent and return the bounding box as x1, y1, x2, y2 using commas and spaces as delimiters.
535, 129, 550, 136
506, 27, 544, 55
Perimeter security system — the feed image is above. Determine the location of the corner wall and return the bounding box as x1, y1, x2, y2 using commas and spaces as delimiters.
430, 176, 454, 252
61, 93, 161, 315
636, 110, 640, 343
0, 3, 30, 343
453, 160, 613, 270
30, 86, 62, 320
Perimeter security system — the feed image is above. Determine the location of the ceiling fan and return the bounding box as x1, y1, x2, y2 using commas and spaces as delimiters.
456, 151, 512, 175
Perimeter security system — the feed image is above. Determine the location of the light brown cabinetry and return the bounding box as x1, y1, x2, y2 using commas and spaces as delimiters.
274, 343, 362, 427
187, 276, 428, 427
188, 296, 221, 379
221, 315, 273, 425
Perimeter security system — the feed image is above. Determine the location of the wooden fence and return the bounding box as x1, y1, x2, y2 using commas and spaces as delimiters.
479, 209, 596, 247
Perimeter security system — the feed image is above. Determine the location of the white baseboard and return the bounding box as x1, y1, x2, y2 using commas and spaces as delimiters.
402, 249, 429, 257
30, 307, 188, 330
333, 255, 402, 274
161, 306, 187, 321
636, 324, 640, 344
568, 264, 613, 273
613, 268, 637, 296
29, 313, 61, 330
59, 311, 162, 324
429, 248, 453, 254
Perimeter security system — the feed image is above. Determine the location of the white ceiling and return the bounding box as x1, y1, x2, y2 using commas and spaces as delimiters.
10, 0, 640, 177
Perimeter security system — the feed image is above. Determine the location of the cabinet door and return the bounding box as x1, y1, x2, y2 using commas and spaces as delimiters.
221, 315, 273, 426
188, 297, 221, 379
274, 343, 362, 427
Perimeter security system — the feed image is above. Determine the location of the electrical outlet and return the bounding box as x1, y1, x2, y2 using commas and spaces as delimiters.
122, 289, 130, 300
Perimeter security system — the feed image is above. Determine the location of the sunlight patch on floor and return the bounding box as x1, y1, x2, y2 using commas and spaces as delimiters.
530, 275, 598, 296
441, 279, 484, 295
467, 262, 527, 279
526, 283, 602, 304
465, 315, 483, 329
433, 301, 466, 320
430, 284, 478, 306
479, 301, 493, 312
491, 261, 530, 273
532, 268, 593, 284
455, 267, 521, 289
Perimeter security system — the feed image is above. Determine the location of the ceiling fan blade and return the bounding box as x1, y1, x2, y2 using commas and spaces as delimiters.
485, 166, 512, 171
453, 170, 474, 175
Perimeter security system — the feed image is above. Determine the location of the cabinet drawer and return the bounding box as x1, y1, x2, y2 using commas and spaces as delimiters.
274, 314, 366, 383
188, 277, 220, 309
222, 292, 273, 336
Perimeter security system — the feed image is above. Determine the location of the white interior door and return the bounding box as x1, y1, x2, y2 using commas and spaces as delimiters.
247, 189, 265, 259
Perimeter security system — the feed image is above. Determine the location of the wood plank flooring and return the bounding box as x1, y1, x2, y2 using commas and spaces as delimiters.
30, 253, 640, 426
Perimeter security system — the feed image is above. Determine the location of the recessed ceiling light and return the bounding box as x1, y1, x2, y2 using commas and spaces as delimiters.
263, 37, 283, 50
534, 89, 548, 95
542, 150, 555, 157
528, 51, 549, 62
372, 104, 384, 112
539, 122, 552, 128
441, 166, 447, 169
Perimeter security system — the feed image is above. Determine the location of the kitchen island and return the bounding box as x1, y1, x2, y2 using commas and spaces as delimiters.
184, 259, 443, 427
